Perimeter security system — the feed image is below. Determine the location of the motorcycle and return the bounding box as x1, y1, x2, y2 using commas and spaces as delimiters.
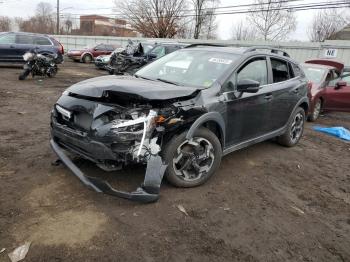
19, 49, 58, 80
107, 40, 147, 75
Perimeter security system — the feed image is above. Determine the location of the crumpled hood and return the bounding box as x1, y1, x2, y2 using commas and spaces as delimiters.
66, 75, 200, 101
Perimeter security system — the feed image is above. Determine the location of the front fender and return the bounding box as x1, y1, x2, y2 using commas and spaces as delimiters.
186, 111, 225, 145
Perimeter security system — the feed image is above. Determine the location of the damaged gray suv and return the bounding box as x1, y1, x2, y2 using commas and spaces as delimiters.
50, 45, 309, 202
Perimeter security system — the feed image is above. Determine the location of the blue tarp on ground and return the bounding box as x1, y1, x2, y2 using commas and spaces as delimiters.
313, 126, 350, 141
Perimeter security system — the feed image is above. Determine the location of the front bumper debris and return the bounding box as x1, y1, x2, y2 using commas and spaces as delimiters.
50, 139, 167, 203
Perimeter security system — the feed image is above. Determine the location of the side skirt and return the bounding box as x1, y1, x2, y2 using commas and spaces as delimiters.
222, 127, 286, 156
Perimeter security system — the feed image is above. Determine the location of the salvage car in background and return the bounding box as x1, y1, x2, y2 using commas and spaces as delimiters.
108, 41, 187, 75
50, 46, 309, 203
67, 43, 118, 63
301, 59, 350, 121
0, 32, 64, 64
94, 54, 111, 70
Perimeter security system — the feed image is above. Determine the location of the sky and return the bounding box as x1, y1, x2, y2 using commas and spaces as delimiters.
0, 0, 347, 41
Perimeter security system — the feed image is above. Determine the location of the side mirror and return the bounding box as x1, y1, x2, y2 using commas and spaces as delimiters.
335, 81, 347, 89
237, 79, 260, 93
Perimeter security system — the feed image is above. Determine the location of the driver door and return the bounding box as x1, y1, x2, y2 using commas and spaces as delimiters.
323, 71, 350, 112
223, 56, 273, 146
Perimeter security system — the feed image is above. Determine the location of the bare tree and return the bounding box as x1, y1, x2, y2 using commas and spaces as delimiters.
308, 9, 348, 42
0, 16, 11, 31
16, 2, 55, 34
248, 0, 296, 41
191, 0, 219, 39
230, 19, 258, 40
115, 0, 187, 38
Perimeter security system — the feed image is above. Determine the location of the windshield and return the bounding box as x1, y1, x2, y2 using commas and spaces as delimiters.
136, 50, 240, 88
301, 65, 326, 84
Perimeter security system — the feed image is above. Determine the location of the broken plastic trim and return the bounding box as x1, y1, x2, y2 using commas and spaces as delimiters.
50, 139, 167, 203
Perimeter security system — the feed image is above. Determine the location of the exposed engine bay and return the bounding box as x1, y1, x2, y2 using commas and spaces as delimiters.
50, 76, 207, 202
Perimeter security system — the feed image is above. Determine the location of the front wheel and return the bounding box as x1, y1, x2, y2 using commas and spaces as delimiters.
277, 107, 305, 147
162, 128, 222, 188
18, 69, 31, 80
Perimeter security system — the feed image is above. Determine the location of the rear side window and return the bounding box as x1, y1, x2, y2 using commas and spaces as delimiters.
0, 33, 16, 44
292, 63, 303, 77
271, 58, 290, 83
34, 37, 51, 45
16, 35, 35, 44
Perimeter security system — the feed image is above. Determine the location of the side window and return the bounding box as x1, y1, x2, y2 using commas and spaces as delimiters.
328, 71, 341, 87
94, 44, 104, 50
271, 58, 290, 83
288, 63, 295, 78
166, 46, 179, 54
16, 35, 34, 44
223, 57, 267, 92
0, 34, 16, 44
150, 46, 166, 58
237, 57, 268, 86
106, 45, 114, 51
342, 74, 350, 85
292, 63, 304, 77
34, 37, 51, 45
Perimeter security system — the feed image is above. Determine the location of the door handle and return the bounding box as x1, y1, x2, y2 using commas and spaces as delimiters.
293, 88, 299, 94
264, 94, 273, 100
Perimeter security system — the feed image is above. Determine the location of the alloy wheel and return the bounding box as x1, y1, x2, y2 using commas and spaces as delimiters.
173, 137, 215, 182
290, 112, 304, 144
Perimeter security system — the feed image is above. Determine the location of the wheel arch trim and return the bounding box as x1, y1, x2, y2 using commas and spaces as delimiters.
186, 112, 225, 146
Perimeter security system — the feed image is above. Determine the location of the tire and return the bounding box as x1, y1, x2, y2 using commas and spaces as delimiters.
277, 107, 305, 147
47, 65, 58, 78
82, 54, 93, 63
18, 69, 31, 80
308, 98, 321, 122
162, 128, 222, 188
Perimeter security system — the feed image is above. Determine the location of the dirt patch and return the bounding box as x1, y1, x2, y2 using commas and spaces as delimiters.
0, 61, 349, 261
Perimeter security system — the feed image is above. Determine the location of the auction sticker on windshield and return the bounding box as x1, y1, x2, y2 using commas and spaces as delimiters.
208, 58, 233, 64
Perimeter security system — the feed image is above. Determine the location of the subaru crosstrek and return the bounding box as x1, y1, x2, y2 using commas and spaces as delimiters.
50, 45, 309, 202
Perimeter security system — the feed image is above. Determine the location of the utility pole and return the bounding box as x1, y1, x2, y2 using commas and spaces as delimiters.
56, 0, 59, 34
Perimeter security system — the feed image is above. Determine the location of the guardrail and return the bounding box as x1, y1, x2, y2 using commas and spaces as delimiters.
52, 35, 350, 65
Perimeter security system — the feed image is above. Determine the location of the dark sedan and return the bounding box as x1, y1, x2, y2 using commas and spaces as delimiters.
0, 32, 64, 64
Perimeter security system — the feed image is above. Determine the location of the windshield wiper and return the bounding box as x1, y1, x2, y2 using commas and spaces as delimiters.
156, 78, 179, 86
134, 74, 155, 81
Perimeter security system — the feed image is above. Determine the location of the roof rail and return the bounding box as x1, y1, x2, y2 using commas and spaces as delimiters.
244, 46, 290, 57
184, 43, 229, 49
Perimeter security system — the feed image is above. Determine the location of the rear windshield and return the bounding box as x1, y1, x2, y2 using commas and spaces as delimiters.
301, 65, 326, 84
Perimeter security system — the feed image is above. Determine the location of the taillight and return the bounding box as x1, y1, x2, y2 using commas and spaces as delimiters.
59, 43, 64, 55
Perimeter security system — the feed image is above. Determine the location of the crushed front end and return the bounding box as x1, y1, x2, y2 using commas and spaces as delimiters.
50, 82, 202, 202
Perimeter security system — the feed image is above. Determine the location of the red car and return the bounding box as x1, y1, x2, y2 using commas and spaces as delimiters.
300, 59, 350, 121
67, 43, 118, 63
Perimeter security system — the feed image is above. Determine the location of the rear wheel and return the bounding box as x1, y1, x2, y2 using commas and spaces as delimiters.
277, 107, 305, 147
82, 54, 92, 63
162, 128, 222, 188
47, 65, 58, 78
308, 98, 321, 122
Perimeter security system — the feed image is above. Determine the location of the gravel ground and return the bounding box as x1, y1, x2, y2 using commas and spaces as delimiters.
0, 61, 349, 262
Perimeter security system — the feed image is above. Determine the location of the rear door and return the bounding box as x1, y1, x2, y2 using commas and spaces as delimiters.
15, 34, 36, 60
267, 57, 304, 131
323, 71, 350, 111
0, 33, 17, 62
223, 56, 272, 145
